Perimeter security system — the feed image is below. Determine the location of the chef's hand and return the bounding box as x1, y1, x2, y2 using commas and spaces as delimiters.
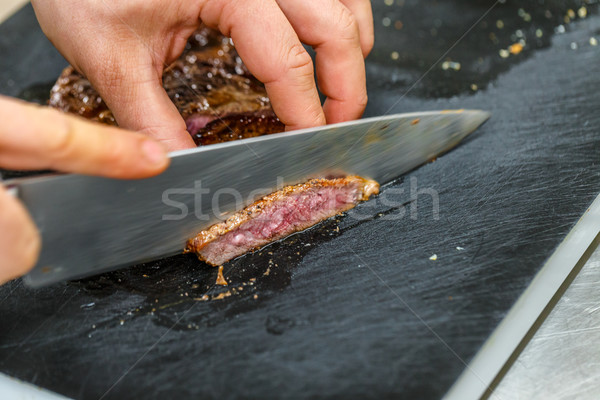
0, 96, 169, 285
31, 0, 373, 151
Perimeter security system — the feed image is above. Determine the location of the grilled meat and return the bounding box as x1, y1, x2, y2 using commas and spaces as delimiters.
48, 27, 379, 265
48, 25, 284, 144
185, 177, 380, 266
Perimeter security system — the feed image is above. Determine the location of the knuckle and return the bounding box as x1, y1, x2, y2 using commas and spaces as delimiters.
285, 42, 314, 75
362, 35, 375, 56
311, 109, 327, 126
336, 7, 360, 39
44, 110, 79, 160
357, 92, 369, 108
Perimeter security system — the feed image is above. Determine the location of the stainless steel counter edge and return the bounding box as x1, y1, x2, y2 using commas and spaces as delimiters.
0, 372, 70, 399
443, 193, 600, 400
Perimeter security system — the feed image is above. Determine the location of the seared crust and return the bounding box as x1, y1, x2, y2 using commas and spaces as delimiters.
48, 25, 283, 144
192, 110, 283, 145
184, 176, 380, 265
49, 66, 116, 125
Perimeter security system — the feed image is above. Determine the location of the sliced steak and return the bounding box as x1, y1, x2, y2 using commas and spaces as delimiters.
185, 176, 380, 266
48, 28, 378, 264
48, 25, 284, 144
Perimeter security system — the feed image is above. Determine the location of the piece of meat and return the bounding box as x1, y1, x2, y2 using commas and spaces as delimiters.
185, 177, 380, 266
48, 27, 378, 265
48, 25, 284, 144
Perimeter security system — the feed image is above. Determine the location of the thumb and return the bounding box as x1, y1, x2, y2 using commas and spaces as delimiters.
87, 55, 196, 151
0, 185, 40, 285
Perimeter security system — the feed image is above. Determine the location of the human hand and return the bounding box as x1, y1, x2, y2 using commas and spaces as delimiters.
31, 0, 373, 151
0, 96, 169, 284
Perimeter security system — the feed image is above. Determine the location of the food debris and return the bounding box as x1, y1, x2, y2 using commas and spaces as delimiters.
518, 9, 532, 22
578, 7, 587, 19
213, 291, 232, 301
216, 265, 228, 286
509, 43, 523, 55
456, 246, 465, 251
590, 37, 598, 46
535, 29, 543, 38
489, 32, 499, 44
570, 42, 578, 50
470, 84, 478, 91
390, 51, 399, 60
382, 17, 391, 27
441, 60, 461, 71
411, 118, 420, 125
194, 295, 210, 301
496, 20, 504, 29
253, 294, 258, 300
394, 21, 404, 30
429, 254, 438, 261
499, 49, 510, 58
384, 0, 394, 6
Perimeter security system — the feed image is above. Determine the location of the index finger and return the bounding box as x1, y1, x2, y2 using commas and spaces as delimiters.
0, 96, 169, 179
275, 0, 368, 124
199, 0, 326, 131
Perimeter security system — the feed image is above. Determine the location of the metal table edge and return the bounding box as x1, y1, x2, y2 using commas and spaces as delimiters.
443, 193, 600, 400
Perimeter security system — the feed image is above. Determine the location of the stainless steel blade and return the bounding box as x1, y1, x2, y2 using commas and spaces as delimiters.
7, 110, 489, 287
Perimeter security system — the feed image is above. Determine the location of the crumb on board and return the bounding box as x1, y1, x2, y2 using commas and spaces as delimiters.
216, 265, 228, 286
441, 61, 461, 71
213, 291, 232, 301
429, 254, 438, 261
509, 43, 523, 55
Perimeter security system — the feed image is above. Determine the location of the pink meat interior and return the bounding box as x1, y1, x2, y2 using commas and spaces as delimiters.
185, 114, 216, 135
198, 183, 362, 265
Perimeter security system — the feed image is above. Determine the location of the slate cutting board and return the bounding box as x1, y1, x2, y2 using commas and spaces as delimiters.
1, 1, 599, 399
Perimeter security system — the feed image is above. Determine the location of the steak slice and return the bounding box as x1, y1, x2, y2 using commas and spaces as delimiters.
48, 25, 284, 144
185, 176, 380, 266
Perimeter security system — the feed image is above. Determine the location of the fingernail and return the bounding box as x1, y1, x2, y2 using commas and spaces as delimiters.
142, 140, 168, 166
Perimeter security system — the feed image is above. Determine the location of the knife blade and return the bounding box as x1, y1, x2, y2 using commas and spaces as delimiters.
5, 110, 489, 287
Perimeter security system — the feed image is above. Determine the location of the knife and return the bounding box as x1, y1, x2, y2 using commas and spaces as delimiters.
4, 110, 489, 287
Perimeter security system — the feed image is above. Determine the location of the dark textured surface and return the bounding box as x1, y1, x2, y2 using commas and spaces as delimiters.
1, 1, 600, 399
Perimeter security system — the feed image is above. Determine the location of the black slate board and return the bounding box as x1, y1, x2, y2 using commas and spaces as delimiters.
1, 1, 600, 399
